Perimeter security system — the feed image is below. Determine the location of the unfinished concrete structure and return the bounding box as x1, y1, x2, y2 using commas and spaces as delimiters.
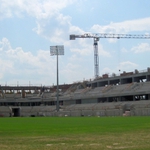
1, 68, 150, 117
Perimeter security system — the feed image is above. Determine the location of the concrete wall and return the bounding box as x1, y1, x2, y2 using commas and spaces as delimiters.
0, 102, 150, 117
0, 106, 11, 117
130, 108, 150, 116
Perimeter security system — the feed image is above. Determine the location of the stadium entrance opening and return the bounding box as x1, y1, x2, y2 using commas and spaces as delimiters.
12, 108, 20, 117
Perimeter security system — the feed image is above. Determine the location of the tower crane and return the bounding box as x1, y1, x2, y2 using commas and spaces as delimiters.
70, 33, 150, 78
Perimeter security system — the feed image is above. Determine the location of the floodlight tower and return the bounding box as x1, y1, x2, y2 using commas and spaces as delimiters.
50, 45, 64, 112
93, 37, 99, 78
70, 33, 150, 78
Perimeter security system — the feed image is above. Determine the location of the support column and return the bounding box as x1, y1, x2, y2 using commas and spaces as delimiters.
94, 38, 99, 78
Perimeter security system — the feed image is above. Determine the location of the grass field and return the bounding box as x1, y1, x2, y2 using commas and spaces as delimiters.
0, 116, 150, 150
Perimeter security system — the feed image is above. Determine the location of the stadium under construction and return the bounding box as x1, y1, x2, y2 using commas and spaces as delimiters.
1, 67, 150, 117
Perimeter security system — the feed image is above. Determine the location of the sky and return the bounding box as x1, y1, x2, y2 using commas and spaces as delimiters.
0, 0, 150, 86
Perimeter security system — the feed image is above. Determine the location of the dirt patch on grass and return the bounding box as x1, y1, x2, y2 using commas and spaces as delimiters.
46, 144, 53, 146
0, 144, 9, 148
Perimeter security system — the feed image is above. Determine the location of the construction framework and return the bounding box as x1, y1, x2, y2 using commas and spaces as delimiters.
70, 33, 150, 78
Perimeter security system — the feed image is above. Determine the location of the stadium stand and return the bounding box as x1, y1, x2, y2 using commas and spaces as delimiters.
1, 68, 150, 117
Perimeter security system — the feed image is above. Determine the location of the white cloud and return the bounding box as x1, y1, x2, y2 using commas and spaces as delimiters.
121, 47, 128, 53
101, 61, 138, 76
0, 0, 76, 19
61, 62, 92, 83
91, 18, 150, 34
69, 25, 84, 34
101, 67, 113, 75
0, 38, 92, 85
0, 59, 14, 75
0, 38, 54, 84
0, 0, 77, 44
98, 44, 111, 57
71, 48, 91, 56
131, 43, 150, 53
33, 12, 72, 44
119, 61, 138, 72
69, 38, 111, 57
0, 38, 12, 51
70, 38, 92, 55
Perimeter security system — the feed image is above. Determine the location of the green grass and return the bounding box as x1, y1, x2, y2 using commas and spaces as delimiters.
0, 116, 150, 150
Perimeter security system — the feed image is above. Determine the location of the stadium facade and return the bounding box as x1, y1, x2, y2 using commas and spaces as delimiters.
1, 68, 150, 117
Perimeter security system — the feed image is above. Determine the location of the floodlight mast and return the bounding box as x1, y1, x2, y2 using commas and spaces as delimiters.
94, 37, 99, 78
70, 33, 150, 78
50, 45, 64, 112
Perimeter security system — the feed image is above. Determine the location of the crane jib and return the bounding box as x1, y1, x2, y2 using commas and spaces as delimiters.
70, 34, 150, 39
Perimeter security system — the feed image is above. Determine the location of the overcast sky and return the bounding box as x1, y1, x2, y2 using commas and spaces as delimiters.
0, 0, 150, 86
